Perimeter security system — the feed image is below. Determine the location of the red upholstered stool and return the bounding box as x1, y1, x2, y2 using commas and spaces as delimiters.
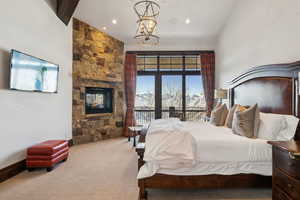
26, 140, 69, 172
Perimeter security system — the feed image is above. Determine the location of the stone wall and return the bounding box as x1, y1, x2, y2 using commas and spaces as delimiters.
73, 18, 125, 145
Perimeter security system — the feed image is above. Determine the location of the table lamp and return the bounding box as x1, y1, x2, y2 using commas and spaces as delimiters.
214, 89, 228, 104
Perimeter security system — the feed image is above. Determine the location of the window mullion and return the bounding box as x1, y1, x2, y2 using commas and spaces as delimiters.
182, 56, 186, 121
155, 56, 161, 119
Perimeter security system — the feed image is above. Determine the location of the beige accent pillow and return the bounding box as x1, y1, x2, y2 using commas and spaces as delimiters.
214, 102, 222, 110
208, 102, 221, 122
224, 104, 238, 128
253, 106, 260, 137
232, 104, 260, 138
210, 104, 228, 126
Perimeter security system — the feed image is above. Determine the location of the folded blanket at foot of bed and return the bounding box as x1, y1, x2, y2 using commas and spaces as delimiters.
138, 118, 197, 179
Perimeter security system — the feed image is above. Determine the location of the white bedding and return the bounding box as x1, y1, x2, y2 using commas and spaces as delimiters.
137, 121, 272, 179
141, 119, 197, 177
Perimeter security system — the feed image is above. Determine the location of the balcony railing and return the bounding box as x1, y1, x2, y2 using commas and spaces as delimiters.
135, 110, 155, 125
134, 109, 206, 125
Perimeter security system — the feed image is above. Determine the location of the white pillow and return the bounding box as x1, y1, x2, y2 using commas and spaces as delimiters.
277, 115, 299, 140
258, 113, 287, 140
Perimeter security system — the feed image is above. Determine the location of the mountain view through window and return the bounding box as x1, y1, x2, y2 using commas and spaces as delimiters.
135, 54, 206, 124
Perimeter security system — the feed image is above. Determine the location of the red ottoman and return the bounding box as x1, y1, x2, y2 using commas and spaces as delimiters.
26, 140, 69, 172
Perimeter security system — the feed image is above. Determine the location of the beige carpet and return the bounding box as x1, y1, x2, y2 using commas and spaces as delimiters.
0, 138, 271, 200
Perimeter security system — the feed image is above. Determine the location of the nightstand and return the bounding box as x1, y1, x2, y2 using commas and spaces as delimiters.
128, 126, 144, 147
268, 141, 300, 200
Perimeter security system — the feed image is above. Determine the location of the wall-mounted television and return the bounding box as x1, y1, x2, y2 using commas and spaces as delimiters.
9, 50, 59, 93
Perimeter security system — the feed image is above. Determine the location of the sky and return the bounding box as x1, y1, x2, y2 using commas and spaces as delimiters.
136, 75, 204, 95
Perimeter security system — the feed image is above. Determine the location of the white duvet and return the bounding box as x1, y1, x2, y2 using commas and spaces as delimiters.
140, 118, 197, 178
137, 120, 272, 179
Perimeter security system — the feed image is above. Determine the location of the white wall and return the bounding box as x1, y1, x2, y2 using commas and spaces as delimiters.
216, 0, 300, 88
125, 37, 217, 52
0, 0, 72, 169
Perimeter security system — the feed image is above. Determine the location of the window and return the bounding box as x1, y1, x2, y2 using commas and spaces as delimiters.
185, 56, 200, 71
186, 76, 205, 110
135, 76, 155, 110
135, 76, 155, 124
137, 56, 157, 71
186, 76, 206, 121
162, 75, 183, 119
162, 75, 182, 110
159, 56, 183, 71
135, 53, 206, 124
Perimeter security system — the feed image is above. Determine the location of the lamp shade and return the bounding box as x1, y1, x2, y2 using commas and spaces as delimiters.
215, 89, 228, 99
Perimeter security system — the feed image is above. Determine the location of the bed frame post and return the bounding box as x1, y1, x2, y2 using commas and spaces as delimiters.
136, 135, 147, 200
138, 179, 147, 200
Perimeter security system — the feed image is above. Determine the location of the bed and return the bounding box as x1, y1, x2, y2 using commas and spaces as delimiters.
136, 61, 300, 200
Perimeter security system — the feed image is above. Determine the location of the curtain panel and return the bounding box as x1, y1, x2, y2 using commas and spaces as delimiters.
123, 53, 137, 137
200, 53, 215, 116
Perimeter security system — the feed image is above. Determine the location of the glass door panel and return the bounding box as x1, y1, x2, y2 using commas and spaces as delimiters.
161, 75, 182, 119
185, 75, 206, 121
135, 76, 155, 125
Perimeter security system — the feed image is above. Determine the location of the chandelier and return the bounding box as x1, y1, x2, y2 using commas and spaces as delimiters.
133, 0, 160, 45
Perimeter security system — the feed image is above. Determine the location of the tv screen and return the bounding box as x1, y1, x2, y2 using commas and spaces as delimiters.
9, 50, 59, 93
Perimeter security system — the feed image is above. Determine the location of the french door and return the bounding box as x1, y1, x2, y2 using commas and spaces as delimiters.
135, 53, 206, 124
160, 75, 183, 119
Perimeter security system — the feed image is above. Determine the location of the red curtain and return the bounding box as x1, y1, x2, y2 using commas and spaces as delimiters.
123, 53, 137, 137
200, 53, 215, 116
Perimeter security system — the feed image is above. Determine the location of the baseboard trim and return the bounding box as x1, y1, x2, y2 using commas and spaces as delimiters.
0, 138, 74, 183
0, 159, 26, 183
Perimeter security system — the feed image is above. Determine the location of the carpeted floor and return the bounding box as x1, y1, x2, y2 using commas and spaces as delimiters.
0, 138, 271, 200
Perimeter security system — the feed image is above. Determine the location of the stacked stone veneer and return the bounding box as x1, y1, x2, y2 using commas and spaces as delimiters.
72, 18, 125, 144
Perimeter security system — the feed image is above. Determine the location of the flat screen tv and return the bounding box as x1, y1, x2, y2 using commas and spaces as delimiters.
9, 50, 59, 93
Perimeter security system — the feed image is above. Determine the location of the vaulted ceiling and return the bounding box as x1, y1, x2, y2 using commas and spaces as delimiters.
74, 0, 237, 48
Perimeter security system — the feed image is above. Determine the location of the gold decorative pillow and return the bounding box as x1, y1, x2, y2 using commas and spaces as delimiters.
232, 104, 260, 138
224, 104, 238, 128
210, 104, 228, 126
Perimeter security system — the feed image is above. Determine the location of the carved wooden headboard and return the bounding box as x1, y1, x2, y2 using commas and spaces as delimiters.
228, 61, 300, 140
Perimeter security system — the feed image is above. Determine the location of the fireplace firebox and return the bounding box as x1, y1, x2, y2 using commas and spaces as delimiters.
85, 87, 113, 114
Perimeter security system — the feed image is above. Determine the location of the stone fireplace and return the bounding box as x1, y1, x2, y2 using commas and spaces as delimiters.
85, 87, 113, 115
72, 18, 125, 145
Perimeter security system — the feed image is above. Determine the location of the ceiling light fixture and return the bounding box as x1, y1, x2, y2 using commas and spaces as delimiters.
185, 18, 190, 24
112, 19, 117, 24
133, 0, 160, 45
102, 26, 107, 30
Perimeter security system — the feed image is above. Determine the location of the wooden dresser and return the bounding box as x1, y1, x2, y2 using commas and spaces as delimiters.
268, 141, 300, 200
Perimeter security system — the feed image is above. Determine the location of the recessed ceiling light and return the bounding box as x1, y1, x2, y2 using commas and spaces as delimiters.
102, 26, 107, 30
112, 19, 117, 24
185, 18, 190, 24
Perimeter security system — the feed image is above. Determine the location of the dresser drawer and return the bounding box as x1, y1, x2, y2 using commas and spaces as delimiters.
274, 169, 300, 200
273, 186, 294, 200
274, 147, 300, 179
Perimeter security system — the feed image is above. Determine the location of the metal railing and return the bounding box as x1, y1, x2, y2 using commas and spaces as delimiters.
134, 110, 155, 125
134, 109, 206, 125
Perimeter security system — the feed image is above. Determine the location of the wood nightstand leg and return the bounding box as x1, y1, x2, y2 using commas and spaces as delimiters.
133, 135, 136, 147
